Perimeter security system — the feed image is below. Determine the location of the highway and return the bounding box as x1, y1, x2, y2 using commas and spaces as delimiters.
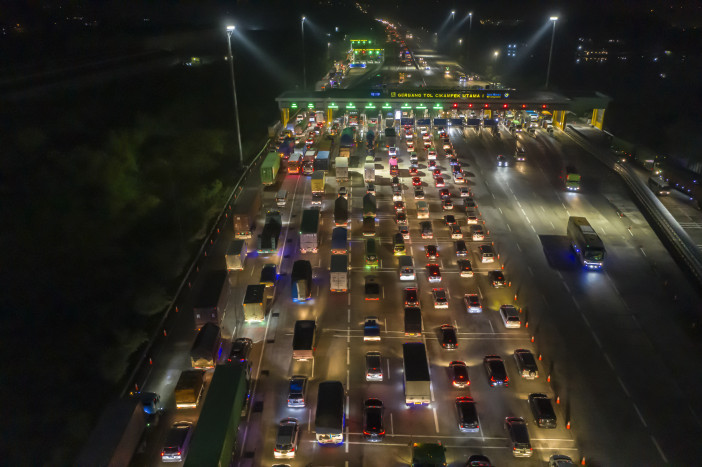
129, 29, 702, 467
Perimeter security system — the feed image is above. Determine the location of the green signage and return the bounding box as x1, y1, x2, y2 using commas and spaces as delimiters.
328, 103, 339, 109
290, 103, 298, 109
365, 103, 376, 109
382, 103, 392, 109
307, 103, 315, 109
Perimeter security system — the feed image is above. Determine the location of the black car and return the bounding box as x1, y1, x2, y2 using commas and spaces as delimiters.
463, 197, 477, 209
456, 396, 479, 432
228, 337, 253, 363
514, 349, 539, 380
363, 398, 385, 441
488, 270, 506, 287
484, 355, 509, 387
455, 240, 468, 257
444, 214, 457, 225
466, 455, 493, 466
440, 324, 458, 349
528, 393, 557, 428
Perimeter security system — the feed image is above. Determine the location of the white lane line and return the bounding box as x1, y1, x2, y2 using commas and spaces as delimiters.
308, 410, 312, 432
478, 285, 484, 299
387, 359, 391, 380
507, 223, 512, 232
491, 192, 496, 199
640, 247, 646, 257
485, 180, 489, 187
498, 207, 503, 215
390, 412, 395, 436
528, 266, 534, 276
633, 403, 648, 428
574, 300, 581, 310
250, 266, 255, 276
581, 313, 591, 328
563, 282, 571, 293
347, 326, 350, 343
628, 228, 634, 237
517, 201, 522, 208
651, 436, 669, 463
601, 227, 607, 235
525, 215, 532, 224
517, 243, 522, 252
433, 407, 440, 433
603, 352, 615, 369
541, 206, 546, 212
556, 271, 564, 279
566, 210, 571, 217
617, 376, 631, 397
530, 225, 536, 233
550, 221, 555, 230
488, 320, 495, 334
345, 425, 350, 453
592, 332, 603, 349
347, 369, 350, 391
348, 309, 351, 323
562, 203, 567, 210
347, 347, 350, 365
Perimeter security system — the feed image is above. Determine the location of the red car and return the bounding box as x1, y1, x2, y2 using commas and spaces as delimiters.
412, 177, 422, 186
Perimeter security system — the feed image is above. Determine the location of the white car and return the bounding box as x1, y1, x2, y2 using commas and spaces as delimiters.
470, 225, 485, 241
432, 288, 449, 308
428, 149, 437, 160
464, 294, 482, 313
499, 305, 521, 328
460, 187, 471, 197
388, 146, 398, 156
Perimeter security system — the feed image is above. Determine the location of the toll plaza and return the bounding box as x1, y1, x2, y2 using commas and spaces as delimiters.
276, 87, 610, 133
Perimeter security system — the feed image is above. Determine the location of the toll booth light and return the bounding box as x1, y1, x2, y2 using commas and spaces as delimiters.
452, 103, 458, 108
484, 104, 489, 108
522, 104, 527, 108
308, 103, 315, 109
291, 103, 298, 109
434, 104, 443, 110
468, 103, 473, 108
503, 104, 508, 109
542, 104, 548, 109
382, 103, 392, 109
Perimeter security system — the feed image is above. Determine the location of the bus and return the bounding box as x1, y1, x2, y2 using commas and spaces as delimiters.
648, 176, 671, 196
567, 216, 606, 270
365, 239, 379, 269
287, 153, 302, 174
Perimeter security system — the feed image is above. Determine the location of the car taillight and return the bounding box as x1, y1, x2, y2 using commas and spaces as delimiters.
379, 430, 385, 435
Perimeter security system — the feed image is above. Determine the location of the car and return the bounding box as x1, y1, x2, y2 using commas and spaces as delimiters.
363, 399, 385, 441
439, 131, 448, 138
392, 186, 403, 201
394, 201, 406, 212
364, 276, 381, 300
365, 154, 375, 163
423, 139, 432, 148
442, 139, 452, 150
364, 316, 381, 341
409, 165, 418, 175
412, 176, 422, 186
449, 156, 458, 166
428, 160, 437, 169
428, 149, 437, 159
484, 355, 509, 387
527, 126, 536, 136
399, 225, 410, 240
391, 176, 401, 187
433, 168, 442, 178
467, 455, 494, 466
410, 152, 419, 163
229, 337, 253, 363
432, 288, 448, 308
439, 188, 450, 199
470, 225, 485, 241
338, 186, 348, 198
450, 361, 470, 388
406, 140, 414, 149
311, 192, 323, 206
453, 240, 467, 257
414, 188, 425, 199
422, 133, 432, 141
460, 187, 472, 197
420, 221, 433, 239
488, 270, 506, 287
515, 145, 526, 161
366, 183, 376, 195
442, 199, 454, 210
161, 422, 193, 462
453, 172, 465, 183
444, 214, 457, 226
496, 155, 508, 167
287, 375, 308, 407
450, 225, 462, 239
404, 287, 420, 307
549, 455, 576, 466
505, 417, 532, 457
528, 393, 557, 428
478, 244, 495, 263
395, 212, 408, 225
427, 264, 442, 283
305, 137, 315, 145
500, 305, 521, 328
365, 351, 383, 381
464, 293, 482, 313
466, 209, 479, 224
434, 177, 445, 188
514, 349, 539, 379
458, 259, 474, 278
456, 397, 479, 433
388, 146, 398, 156
273, 418, 300, 458
440, 324, 457, 349
425, 245, 439, 261
463, 197, 477, 209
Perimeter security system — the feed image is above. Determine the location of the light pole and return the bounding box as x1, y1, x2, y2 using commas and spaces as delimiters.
226, 25, 244, 166
301, 16, 307, 89
466, 12, 472, 62
546, 16, 558, 89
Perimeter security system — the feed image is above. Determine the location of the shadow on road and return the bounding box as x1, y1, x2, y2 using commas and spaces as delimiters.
539, 234, 579, 271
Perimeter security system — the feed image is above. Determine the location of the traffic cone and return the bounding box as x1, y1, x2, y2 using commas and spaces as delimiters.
581, 457, 586, 465
566, 421, 571, 430
163, 329, 168, 337
547, 374, 551, 382
525, 321, 529, 328
538, 354, 542, 361
149, 358, 153, 365
502, 264, 505, 270
556, 396, 561, 404
514, 293, 518, 301
531, 335, 535, 343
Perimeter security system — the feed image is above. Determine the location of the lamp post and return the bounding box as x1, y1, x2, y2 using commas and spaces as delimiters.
466, 12, 473, 62
301, 16, 307, 89
226, 25, 244, 166
546, 16, 558, 89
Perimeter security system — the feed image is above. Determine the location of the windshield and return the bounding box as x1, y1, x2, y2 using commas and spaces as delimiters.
584, 248, 605, 261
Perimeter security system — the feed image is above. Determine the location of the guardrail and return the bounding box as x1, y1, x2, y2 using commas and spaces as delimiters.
566, 125, 702, 289
120, 137, 272, 397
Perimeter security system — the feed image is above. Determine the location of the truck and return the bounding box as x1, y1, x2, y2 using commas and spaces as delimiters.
363, 317, 381, 341
403, 342, 431, 406
411, 442, 447, 467
314, 381, 345, 444
384, 127, 397, 147
278, 138, 295, 160
76, 398, 146, 467
364, 163, 375, 183
366, 130, 375, 149
330, 254, 349, 292
303, 149, 316, 175
260, 152, 281, 186
292, 320, 317, 360
340, 127, 354, 154
331, 227, 348, 254
299, 209, 320, 253
233, 188, 261, 239
225, 239, 247, 271
174, 370, 206, 409
565, 166, 581, 191
363, 193, 377, 218
257, 210, 282, 254
243, 284, 266, 322
335, 156, 349, 181
404, 307, 422, 336
291, 260, 313, 302
311, 171, 326, 193
190, 322, 222, 369
193, 270, 229, 330
184, 364, 249, 467
315, 150, 330, 172
334, 197, 348, 227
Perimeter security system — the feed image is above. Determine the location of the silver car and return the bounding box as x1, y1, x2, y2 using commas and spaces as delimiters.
273, 418, 300, 458
365, 351, 383, 381
161, 422, 193, 462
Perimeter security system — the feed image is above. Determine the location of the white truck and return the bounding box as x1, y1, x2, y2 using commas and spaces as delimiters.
403, 342, 432, 406
224, 240, 247, 271
330, 254, 349, 292
299, 209, 320, 254
364, 163, 375, 183
335, 157, 349, 181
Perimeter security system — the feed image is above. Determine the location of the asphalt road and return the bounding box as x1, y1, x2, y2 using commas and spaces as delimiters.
131, 37, 702, 467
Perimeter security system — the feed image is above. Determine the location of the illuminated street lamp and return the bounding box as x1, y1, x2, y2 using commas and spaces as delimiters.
225, 25, 244, 166
301, 16, 307, 89
466, 12, 473, 62
546, 16, 558, 89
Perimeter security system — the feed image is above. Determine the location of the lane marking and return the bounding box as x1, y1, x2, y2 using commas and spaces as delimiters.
651, 436, 669, 463
550, 221, 555, 230
347, 369, 350, 391
498, 207, 503, 215
633, 403, 648, 428
530, 225, 536, 233
347, 347, 350, 365
528, 266, 534, 276
387, 359, 391, 380
640, 247, 646, 257
348, 309, 351, 323
563, 282, 571, 293
390, 412, 395, 436
517, 243, 522, 252
617, 376, 631, 397
433, 407, 440, 433
592, 332, 603, 349
507, 223, 512, 232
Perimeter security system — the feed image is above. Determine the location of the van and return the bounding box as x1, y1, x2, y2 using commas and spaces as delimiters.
365, 239, 379, 269
479, 244, 495, 263
416, 201, 429, 219
505, 417, 533, 457
528, 393, 557, 428
399, 256, 415, 280
276, 190, 288, 207
362, 216, 376, 237
393, 233, 406, 255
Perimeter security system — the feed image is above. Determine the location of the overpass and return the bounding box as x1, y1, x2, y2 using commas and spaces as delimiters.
276, 87, 610, 132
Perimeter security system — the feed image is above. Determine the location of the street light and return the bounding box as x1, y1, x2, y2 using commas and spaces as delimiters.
546, 16, 558, 89
301, 16, 307, 89
466, 12, 473, 62
225, 25, 244, 166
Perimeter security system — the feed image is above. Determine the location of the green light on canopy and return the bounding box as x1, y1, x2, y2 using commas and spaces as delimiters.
346, 103, 356, 109
416, 104, 427, 109
401, 103, 412, 109
290, 103, 298, 109
328, 103, 339, 109
307, 103, 315, 109
365, 103, 376, 109
382, 103, 392, 109
433, 103, 443, 109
